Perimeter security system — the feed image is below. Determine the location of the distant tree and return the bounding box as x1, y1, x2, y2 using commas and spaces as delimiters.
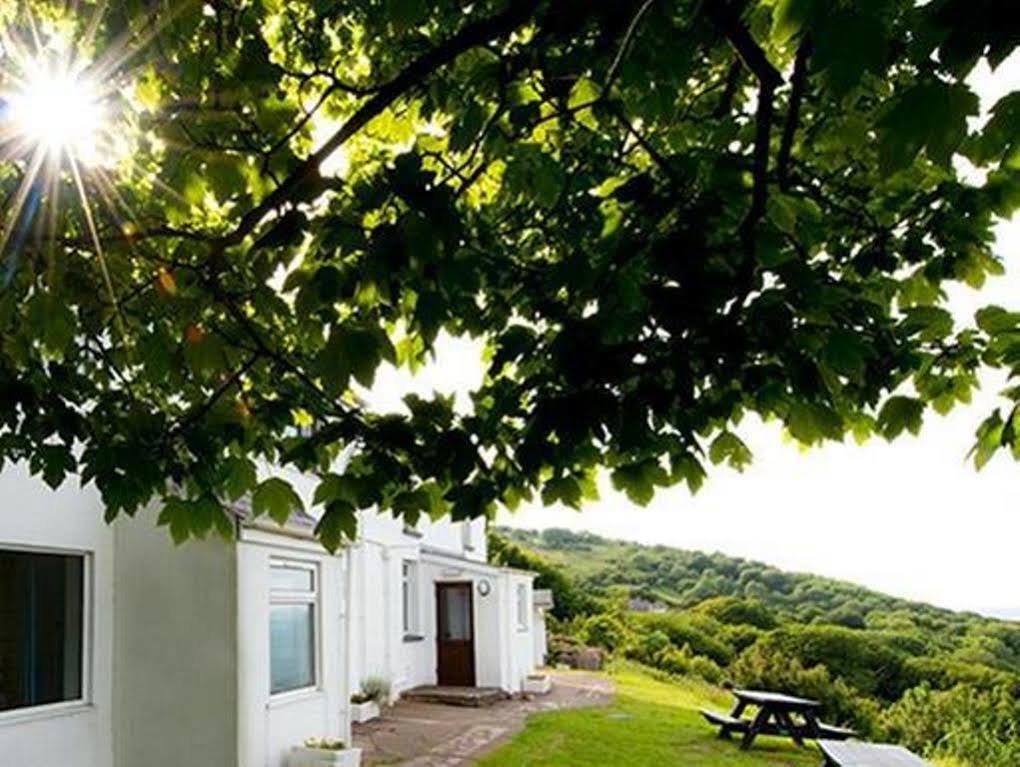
694, 595, 778, 630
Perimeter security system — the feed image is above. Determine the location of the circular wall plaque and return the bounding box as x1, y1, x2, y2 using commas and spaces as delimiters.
477, 579, 492, 597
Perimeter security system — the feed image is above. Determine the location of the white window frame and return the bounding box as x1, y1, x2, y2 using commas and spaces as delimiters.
0, 544, 93, 725
516, 582, 530, 632
401, 559, 422, 639
269, 558, 320, 699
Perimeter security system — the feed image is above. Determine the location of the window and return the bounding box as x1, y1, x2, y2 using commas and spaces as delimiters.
461, 521, 475, 551
401, 560, 421, 638
0, 549, 85, 714
269, 561, 317, 695
516, 583, 529, 632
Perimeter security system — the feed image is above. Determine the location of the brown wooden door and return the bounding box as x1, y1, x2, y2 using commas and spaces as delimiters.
436, 582, 475, 686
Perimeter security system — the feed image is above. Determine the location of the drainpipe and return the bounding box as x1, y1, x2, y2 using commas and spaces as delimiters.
342, 546, 354, 743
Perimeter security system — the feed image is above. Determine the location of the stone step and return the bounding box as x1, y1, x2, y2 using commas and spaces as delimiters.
401, 685, 508, 707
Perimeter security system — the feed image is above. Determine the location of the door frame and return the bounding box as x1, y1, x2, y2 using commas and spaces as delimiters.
435, 581, 476, 687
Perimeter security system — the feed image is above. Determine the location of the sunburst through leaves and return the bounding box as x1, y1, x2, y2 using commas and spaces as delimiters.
0, 10, 139, 301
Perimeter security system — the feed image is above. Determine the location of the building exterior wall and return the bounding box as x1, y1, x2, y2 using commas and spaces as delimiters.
347, 507, 537, 697
237, 527, 350, 767
112, 509, 238, 767
0, 465, 114, 767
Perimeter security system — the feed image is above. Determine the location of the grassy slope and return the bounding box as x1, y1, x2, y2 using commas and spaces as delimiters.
478, 664, 820, 767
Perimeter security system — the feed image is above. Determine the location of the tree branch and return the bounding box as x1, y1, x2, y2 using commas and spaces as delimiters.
604, 0, 658, 92
777, 40, 811, 191
703, 4, 783, 91
220, 0, 542, 251
711, 58, 743, 118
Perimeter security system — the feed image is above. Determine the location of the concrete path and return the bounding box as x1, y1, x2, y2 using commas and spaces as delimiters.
353, 672, 614, 766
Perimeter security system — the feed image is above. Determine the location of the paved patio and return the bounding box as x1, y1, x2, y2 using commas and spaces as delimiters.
353, 672, 614, 766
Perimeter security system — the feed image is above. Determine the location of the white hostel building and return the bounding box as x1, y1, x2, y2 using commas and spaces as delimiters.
0, 464, 542, 767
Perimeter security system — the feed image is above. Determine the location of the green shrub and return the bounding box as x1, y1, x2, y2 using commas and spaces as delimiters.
631, 612, 734, 666
693, 596, 777, 630
883, 684, 1020, 767
582, 613, 628, 652
754, 625, 916, 701
731, 644, 880, 734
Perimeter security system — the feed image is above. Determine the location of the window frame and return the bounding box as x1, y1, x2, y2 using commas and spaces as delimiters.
268, 558, 320, 699
515, 582, 530, 632
401, 559, 423, 640
0, 544, 93, 725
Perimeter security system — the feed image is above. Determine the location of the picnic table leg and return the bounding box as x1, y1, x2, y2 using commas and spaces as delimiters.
775, 710, 804, 746
802, 711, 822, 740
740, 706, 771, 750
718, 700, 747, 740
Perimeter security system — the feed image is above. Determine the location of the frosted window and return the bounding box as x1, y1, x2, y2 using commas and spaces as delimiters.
269, 560, 317, 695
270, 604, 315, 694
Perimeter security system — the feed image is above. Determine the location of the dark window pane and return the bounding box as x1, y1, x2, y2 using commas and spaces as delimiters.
0, 550, 84, 712
269, 604, 315, 694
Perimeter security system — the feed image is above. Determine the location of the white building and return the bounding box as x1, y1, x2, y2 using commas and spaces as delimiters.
0, 464, 542, 767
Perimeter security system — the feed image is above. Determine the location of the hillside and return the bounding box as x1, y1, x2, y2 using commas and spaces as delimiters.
498, 526, 1016, 639
491, 526, 1020, 766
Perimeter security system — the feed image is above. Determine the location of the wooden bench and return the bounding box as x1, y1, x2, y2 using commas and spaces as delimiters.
700, 709, 750, 738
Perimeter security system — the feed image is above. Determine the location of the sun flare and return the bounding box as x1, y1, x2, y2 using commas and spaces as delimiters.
7, 59, 106, 165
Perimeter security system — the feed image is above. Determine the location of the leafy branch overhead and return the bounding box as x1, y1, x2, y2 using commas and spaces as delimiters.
0, 0, 1017, 547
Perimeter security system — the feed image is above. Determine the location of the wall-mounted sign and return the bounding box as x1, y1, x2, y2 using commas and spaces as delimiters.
477, 579, 492, 597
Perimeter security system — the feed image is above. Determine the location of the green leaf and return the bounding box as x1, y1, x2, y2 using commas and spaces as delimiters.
26, 292, 76, 358
877, 396, 925, 440
611, 460, 669, 506
970, 410, 1004, 470
221, 457, 257, 501
315, 500, 358, 553
709, 431, 753, 471
771, 0, 817, 43
877, 81, 979, 175
671, 453, 707, 494
822, 330, 873, 380
252, 477, 304, 525
318, 322, 396, 391
542, 476, 582, 508
812, 10, 887, 96
787, 402, 843, 445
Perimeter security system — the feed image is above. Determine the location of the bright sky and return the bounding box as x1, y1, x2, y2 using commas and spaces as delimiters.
365, 56, 1020, 616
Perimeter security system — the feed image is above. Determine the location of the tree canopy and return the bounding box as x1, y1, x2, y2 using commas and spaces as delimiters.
0, 0, 1018, 547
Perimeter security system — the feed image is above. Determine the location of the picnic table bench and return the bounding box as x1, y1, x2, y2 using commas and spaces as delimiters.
701, 689, 856, 750
818, 739, 932, 766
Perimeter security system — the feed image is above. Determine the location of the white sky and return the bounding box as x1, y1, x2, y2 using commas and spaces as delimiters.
365, 56, 1020, 615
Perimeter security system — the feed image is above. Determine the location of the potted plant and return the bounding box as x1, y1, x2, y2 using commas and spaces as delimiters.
350, 676, 390, 724
289, 738, 362, 767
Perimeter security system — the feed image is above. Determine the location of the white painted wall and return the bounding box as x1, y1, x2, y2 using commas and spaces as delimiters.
0, 464, 114, 767
237, 528, 349, 767
112, 509, 238, 767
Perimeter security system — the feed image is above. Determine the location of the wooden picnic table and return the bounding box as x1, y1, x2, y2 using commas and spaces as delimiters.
701, 689, 855, 751
818, 739, 932, 766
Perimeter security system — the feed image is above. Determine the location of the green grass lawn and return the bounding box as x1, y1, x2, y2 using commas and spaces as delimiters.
478, 664, 820, 767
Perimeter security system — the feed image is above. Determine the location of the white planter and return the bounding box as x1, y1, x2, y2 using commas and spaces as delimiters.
523, 674, 552, 695
289, 745, 362, 767
350, 700, 380, 724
